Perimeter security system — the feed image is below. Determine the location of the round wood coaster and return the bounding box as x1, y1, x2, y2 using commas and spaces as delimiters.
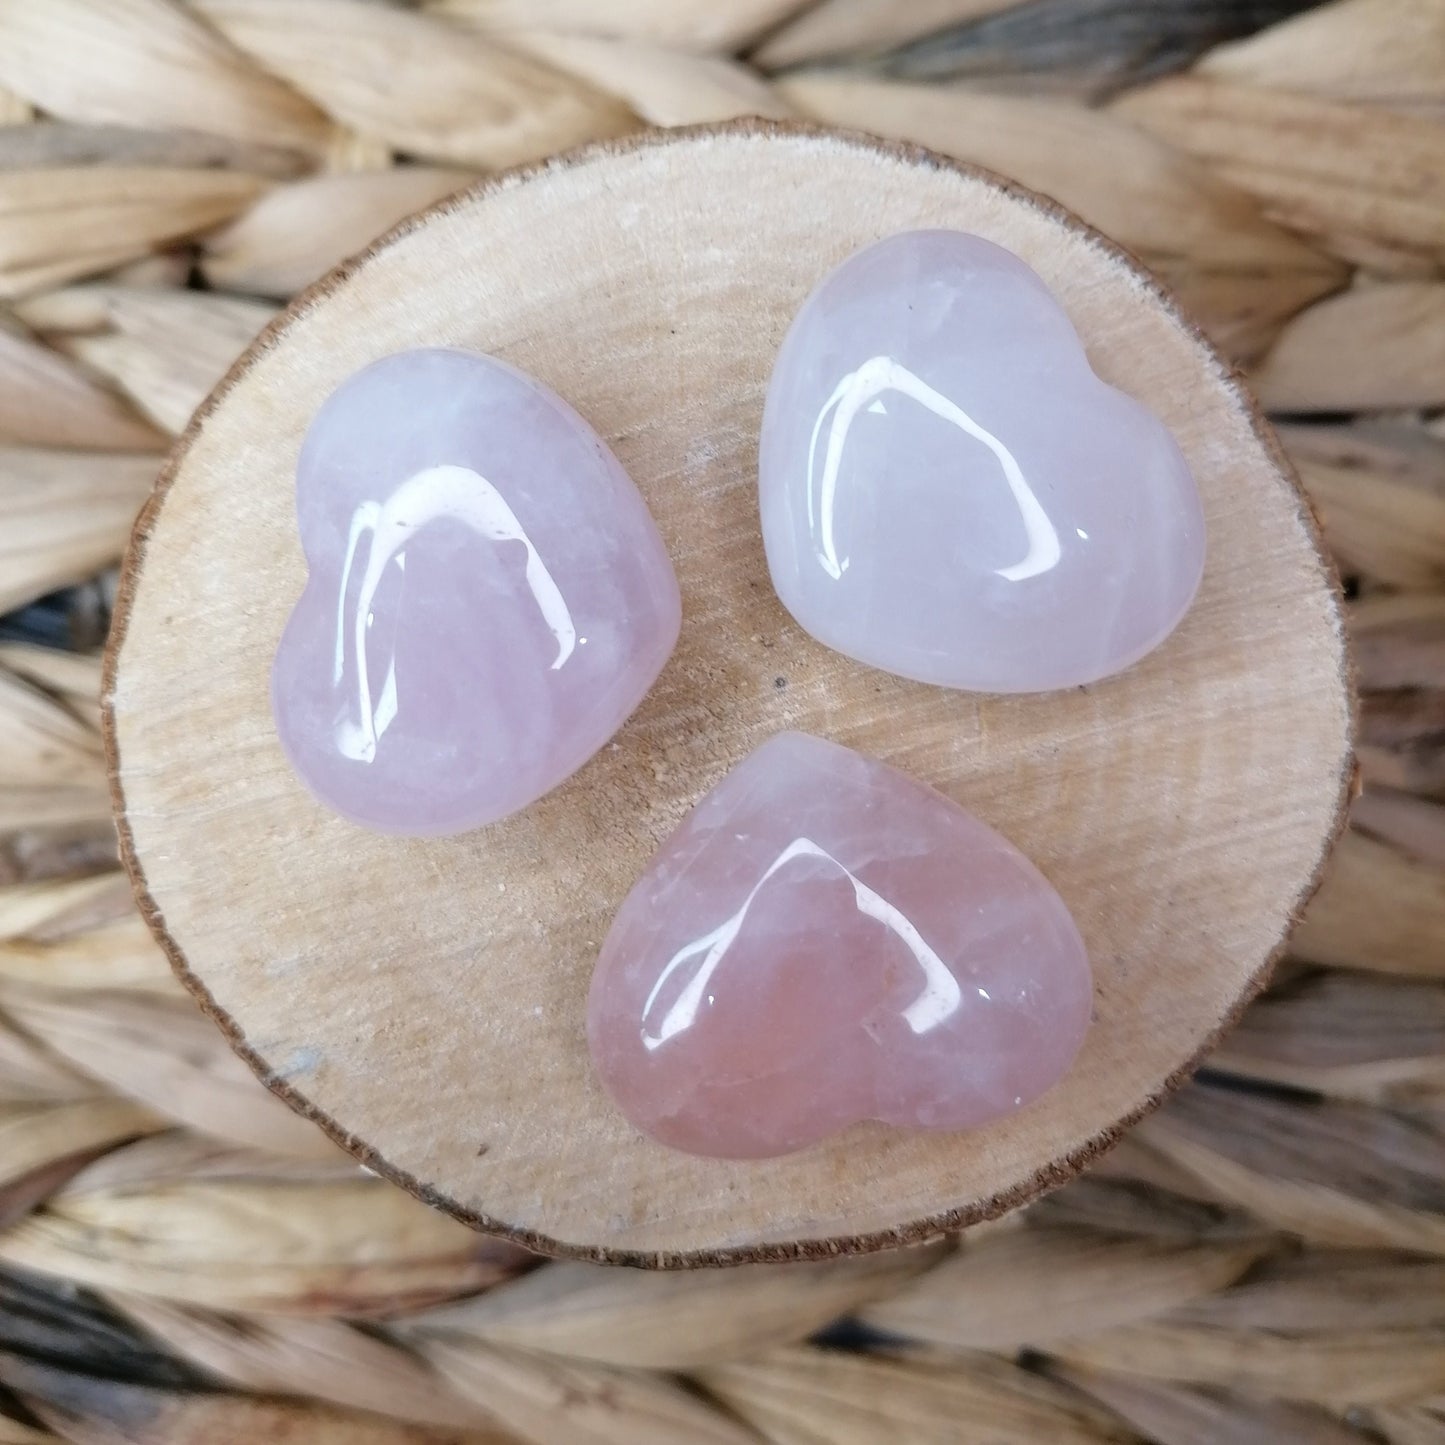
105, 121, 1352, 1265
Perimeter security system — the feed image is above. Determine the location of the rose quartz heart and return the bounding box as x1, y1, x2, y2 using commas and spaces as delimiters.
272, 348, 680, 835
588, 731, 1092, 1159
760, 230, 1206, 692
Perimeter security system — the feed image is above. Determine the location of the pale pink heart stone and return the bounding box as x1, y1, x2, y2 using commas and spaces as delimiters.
760, 230, 1206, 692
587, 731, 1092, 1159
272, 348, 680, 835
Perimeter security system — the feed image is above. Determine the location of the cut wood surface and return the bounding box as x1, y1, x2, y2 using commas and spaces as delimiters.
105, 122, 1351, 1263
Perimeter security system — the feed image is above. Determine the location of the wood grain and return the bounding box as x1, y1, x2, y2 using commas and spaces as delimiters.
104, 122, 1351, 1264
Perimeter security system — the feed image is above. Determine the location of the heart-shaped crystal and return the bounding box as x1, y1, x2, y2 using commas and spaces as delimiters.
587, 731, 1092, 1159
759, 230, 1206, 692
272, 348, 680, 835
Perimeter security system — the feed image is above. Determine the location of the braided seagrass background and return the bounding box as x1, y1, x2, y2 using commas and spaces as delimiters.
1, 2, 1443, 1441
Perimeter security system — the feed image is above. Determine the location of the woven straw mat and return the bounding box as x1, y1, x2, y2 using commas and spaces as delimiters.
0, 2, 1443, 1443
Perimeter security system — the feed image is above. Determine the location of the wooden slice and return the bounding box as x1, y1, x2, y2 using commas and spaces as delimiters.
104, 121, 1352, 1266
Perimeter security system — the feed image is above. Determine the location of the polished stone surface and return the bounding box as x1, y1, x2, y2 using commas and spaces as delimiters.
760, 230, 1206, 692
588, 732, 1093, 1158
273, 348, 680, 835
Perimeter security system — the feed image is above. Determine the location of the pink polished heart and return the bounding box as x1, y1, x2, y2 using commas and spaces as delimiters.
760, 230, 1206, 692
272, 348, 681, 835
587, 732, 1093, 1159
